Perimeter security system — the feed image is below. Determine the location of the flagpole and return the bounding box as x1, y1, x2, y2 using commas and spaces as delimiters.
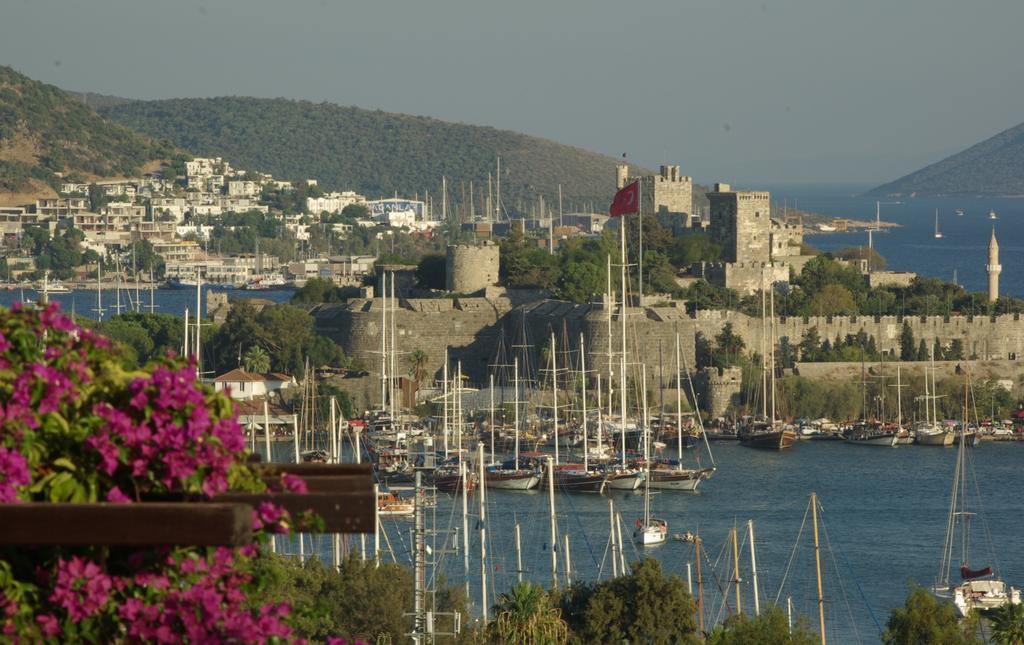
638, 182, 643, 303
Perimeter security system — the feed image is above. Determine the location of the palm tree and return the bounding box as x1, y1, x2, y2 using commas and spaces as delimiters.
407, 349, 429, 385
487, 581, 568, 645
990, 603, 1024, 645
242, 345, 271, 374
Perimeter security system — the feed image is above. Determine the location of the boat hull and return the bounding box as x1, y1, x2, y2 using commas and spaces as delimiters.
550, 471, 607, 493
647, 468, 714, 491
605, 472, 644, 490
633, 520, 668, 546
916, 431, 954, 446
845, 433, 898, 447
485, 470, 540, 491
739, 429, 798, 450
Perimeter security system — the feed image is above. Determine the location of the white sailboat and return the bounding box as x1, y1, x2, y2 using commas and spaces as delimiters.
632, 421, 667, 546
989, 210, 998, 220
933, 377, 1020, 616
934, 209, 944, 239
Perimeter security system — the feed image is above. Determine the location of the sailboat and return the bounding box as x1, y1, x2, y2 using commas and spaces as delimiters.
934, 377, 1021, 616
632, 424, 667, 546
916, 359, 953, 446
648, 333, 715, 490
934, 209, 944, 239
845, 353, 898, 446
739, 274, 797, 450
989, 210, 998, 220
485, 357, 541, 490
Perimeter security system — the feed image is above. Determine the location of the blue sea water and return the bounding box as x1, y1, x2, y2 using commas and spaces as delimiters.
766, 184, 1024, 298
276, 440, 1023, 644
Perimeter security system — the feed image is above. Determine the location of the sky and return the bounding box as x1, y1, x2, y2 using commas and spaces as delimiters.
2, 0, 1023, 186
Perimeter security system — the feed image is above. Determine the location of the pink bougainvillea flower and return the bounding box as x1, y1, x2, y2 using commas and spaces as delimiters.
0, 446, 30, 503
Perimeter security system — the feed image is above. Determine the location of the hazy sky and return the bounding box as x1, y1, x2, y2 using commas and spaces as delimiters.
2, 0, 1022, 186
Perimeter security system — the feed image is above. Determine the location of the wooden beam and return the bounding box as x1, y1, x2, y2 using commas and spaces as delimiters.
211, 492, 374, 533
0, 503, 253, 546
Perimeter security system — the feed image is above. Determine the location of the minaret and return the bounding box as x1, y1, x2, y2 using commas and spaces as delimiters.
987, 227, 1001, 303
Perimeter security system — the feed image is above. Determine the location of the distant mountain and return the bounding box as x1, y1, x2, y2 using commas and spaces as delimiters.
66, 90, 136, 111
868, 121, 1024, 196
0, 66, 172, 204
99, 96, 646, 207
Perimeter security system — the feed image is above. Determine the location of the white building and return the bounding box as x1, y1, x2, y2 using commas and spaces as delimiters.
212, 369, 295, 401
306, 191, 366, 215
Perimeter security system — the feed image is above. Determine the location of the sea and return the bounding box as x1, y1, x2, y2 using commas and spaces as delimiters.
275, 440, 1024, 644
5, 189, 1024, 641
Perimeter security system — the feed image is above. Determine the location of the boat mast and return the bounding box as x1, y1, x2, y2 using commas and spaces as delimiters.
609, 499, 618, 578
607, 254, 613, 424
195, 269, 201, 377
477, 442, 488, 623
748, 519, 760, 615
380, 274, 387, 408
770, 278, 776, 426
732, 525, 742, 614
550, 331, 559, 466
456, 361, 464, 460
390, 273, 397, 420
489, 373, 495, 465
442, 357, 449, 458
596, 374, 604, 463
695, 535, 705, 634
619, 222, 628, 466
183, 307, 189, 357
514, 357, 520, 470
760, 271, 767, 418
675, 333, 683, 470
812, 491, 826, 645
580, 332, 588, 472
547, 456, 558, 588
642, 366, 650, 528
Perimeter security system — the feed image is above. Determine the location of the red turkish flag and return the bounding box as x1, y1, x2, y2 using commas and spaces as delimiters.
609, 181, 639, 217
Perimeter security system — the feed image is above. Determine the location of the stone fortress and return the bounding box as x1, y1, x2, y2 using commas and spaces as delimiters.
315, 166, 1017, 415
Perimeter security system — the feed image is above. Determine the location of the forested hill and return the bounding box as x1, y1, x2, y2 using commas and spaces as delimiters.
868, 120, 1024, 196
0, 66, 172, 203
99, 96, 644, 206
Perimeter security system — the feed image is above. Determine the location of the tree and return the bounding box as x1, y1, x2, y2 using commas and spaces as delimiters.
713, 323, 746, 368
707, 607, 817, 644
798, 327, 821, 362
900, 322, 916, 361
489, 582, 569, 645
988, 602, 1024, 645
415, 253, 447, 290
917, 339, 929, 361
883, 586, 979, 645
946, 339, 965, 361
408, 349, 429, 384
242, 345, 271, 374
556, 259, 603, 303
807, 283, 857, 316
341, 203, 370, 220
559, 558, 697, 644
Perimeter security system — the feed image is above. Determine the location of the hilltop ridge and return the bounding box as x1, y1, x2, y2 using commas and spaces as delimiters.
0, 66, 173, 204
869, 120, 1024, 196
98, 96, 649, 206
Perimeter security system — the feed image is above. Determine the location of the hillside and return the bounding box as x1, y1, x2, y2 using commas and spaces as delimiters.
99, 96, 646, 207
0, 66, 172, 204
869, 120, 1024, 196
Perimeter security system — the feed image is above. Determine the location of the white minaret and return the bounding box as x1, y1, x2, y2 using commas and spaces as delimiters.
987, 227, 1001, 303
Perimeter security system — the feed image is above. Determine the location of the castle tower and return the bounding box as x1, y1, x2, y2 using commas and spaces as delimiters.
987, 227, 1001, 303
707, 183, 772, 263
615, 164, 629, 189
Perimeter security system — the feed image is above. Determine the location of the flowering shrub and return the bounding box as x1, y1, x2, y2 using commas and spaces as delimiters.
0, 303, 306, 642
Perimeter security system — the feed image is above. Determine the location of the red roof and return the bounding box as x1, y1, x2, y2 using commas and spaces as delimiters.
213, 369, 268, 383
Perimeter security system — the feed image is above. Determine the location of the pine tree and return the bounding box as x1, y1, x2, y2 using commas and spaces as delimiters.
899, 322, 916, 361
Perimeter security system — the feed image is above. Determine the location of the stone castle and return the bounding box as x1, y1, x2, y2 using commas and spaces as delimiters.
313, 170, 1017, 412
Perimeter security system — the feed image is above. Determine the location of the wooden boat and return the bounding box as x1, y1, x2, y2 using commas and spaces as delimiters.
648, 463, 714, 491
548, 464, 608, 493
844, 422, 898, 447
484, 461, 541, 490
739, 420, 798, 450
432, 466, 478, 493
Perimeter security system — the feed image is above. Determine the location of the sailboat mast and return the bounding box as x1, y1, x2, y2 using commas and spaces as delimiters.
380, 275, 387, 407
770, 279, 776, 425
183, 307, 189, 357
748, 519, 760, 615
760, 272, 767, 418
596, 374, 604, 461
477, 442, 488, 622
812, 491, 826, 645
675, 333, 683, 469
619, 223, 628, 465
580, 332, 588, 472
551, 331, 559, 466
194, 271, 202, 377
695, 536, 705, 634
732, 526, 742, 614
514, 357, 520, 470
489, 374, 495, 465
547, 456, 558, 588
442, 358, 449, 458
